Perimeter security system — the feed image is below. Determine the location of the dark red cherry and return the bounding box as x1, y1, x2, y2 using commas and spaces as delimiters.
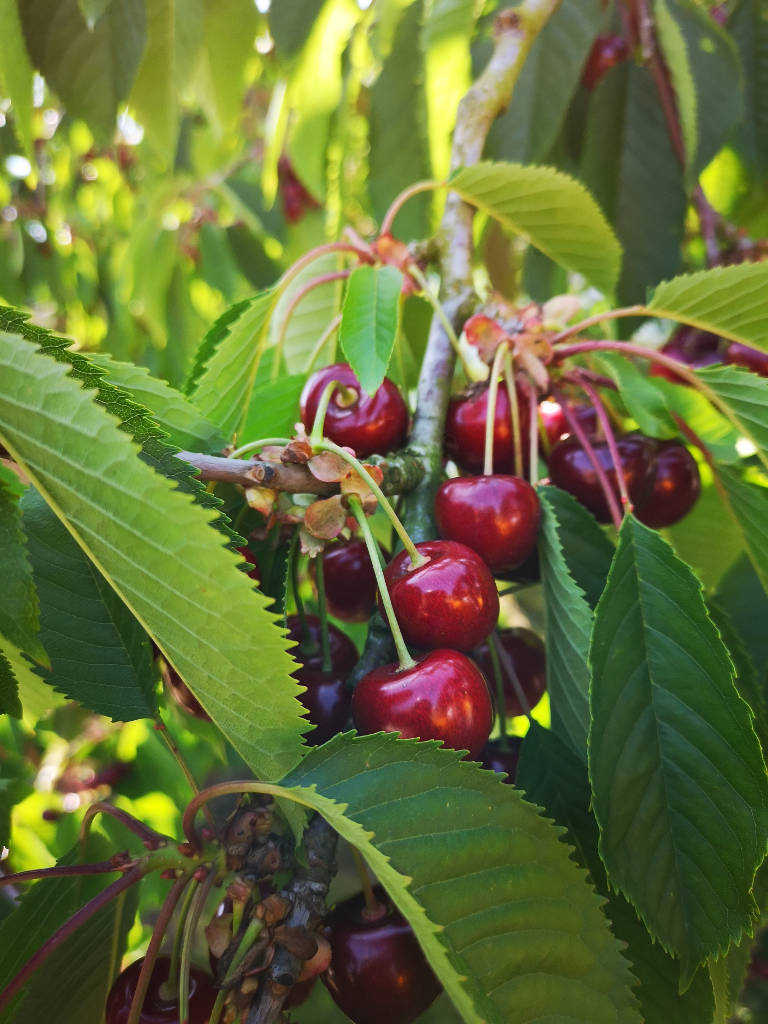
480, 736, 523, 783
295, 664, 351, 745
352, 648, 493, 757
286, 614, 358, 674
472, 628, 546, 717
383, 540, 499, 651
278, 155, 320, 224
650, 326, 723, 381
105, 955, 216, 1024
724, 341, 768, 377
434, 475, 540, 572
323, 891, 441, 1024
538, 398, 599, 447
319, 540, 379, 622
581, 34, 630, 90
300, 363, 408, 457
236, 545, 261, 582
547, 433, 656, 523
445, 381, 530, 475
634, 441, 701, 528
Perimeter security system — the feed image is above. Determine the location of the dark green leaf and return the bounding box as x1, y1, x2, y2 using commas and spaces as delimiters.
715, 553, 768, 680
340, 265, 403, 396
589, 514, 768, 983
730, 0, 768, 172
708, 598, 768, 752
0, 647, 21, 718
714, 465, 768, 592
269, 0, 323, 56
0, 470, 44, 661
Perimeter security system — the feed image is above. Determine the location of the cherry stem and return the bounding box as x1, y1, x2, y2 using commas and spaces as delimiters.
575, 374, 632, 514
350, 497, 416, 672
154, 716, 217, 836
550, 385, 623, 531
278, 242, 366, 296
314, 439, 427, 569
183, 782, 310, 852
380, 180, 440, 236
484, 342, 508, 476
351, 846, 383, 918
179, 868, 217, 1024
209, 917, 265, 1024
493, 629, 533, 723
0, 860, 130, 889
80, 801, 168, 852
306, 313, 342, 372
126, 873, 192, 1024
551, 305, 645, 344
159, 872, 200, 1000
0, 865, 145, 1014
520, 374, 540, 486
271, 271, 351, 380
313, 555, 333, 674
289, 533, 314, 654
310, 379, 341, 446
487, 631, 508, 743
502, 349, 524, 478
228, 437, 293, 460
406, 262, 474, 379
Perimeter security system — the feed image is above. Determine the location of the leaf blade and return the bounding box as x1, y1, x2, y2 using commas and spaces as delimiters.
340, 265, 403, 396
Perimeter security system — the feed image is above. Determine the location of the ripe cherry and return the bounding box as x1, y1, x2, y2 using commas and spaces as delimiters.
538, 398, 598, 447
105, 956, 216, 1024
318, 539, 379, 622
581, 34, 630, 90
434, 475, 540, 572
473, 628, 546, 717
287, 614, 357, 743
323, 890, 441, 1024
236, 545, 261, 582
480, 736, 523, 783
278, 155, 320, 224
383, 540, 499, 651
352, 648, 493, 758
286, 614, 358, 674
445, 381, 530, 475
160, 659, 210, 722
547, 433, 656, 523
634, 441, 701, 528
650, 326, 723, 381
724, 341, 768, 377
300, 363, 408, 457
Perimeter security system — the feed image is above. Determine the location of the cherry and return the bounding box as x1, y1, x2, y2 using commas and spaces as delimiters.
650, 326, 723, 381
286, 614, 358, 674
724, 341, 768, 377
300, 363, 409, 457
352, 648, 493, 757
538, 398, 598, 447
581, 34, 630, 90
383, 540, 499, 651
287, 614, 357, 743
105, 956, 216, 1024
236, 545, 261, 582
473, 628, 546, 717
445, 381, 530, 475
323, 891, 441, 1024
278, 155, 320, 224
634, 441, 701, 528
434, 475, 540, 572
480, 736, 523, 783
547, 433, 656, 523
318, 539, 379, 622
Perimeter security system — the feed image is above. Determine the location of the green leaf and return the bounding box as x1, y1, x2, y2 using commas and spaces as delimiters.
269, 0, 324, 56
581, 62, 685, 304
652, 375, 741, 464
0, 637, 64, 722
0, 0, 34, 157
696, 363, 768, 471
537, 486, 612, 758
0, 471, 44, 662
489, 0, 604, 164
715, 553, 768, 680
714, 465, 768, 593
276, 731, 641, 1024
19, 0, 146, 141
241, 374, 307, 445
0, 329, 307, 782
339, 266, 403, 396
448, 161, 622, 295
595, 352, 678, 439
731, 0, 768, 172
184, 298, 251, 394
589, 514, 768, 983
189, 289, 278, 440
648, 263, 768, 349
22, 488, 156, 721
270, 254, 342, 374
130, 0, 204, 163
0, 646, 21, 718
197, 0, 259, 136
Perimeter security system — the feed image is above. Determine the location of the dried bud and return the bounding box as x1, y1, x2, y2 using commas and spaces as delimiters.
307, 450, 347, 483
304, 496, 347, 540
274, 925, 319, 961
298, 527, 325, 558
244, 486, 278, 516
297, 935, 332, 980
339, 463, 383, 513
258, 893, 291, 926
282, 438, 313, 464
205, 914, 234, 960
463, 313, 509, 363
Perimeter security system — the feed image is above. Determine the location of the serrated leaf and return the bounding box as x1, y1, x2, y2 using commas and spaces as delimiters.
19, 0, 146, 141
130, 0, 203, 163
537, 486, 612, 758
22, 488, 156, 721
731, 0, 768, 172
589, 514, 768, 983
647, 263, 768, 349
581, 62, 685, 304
276, 731, 641, 1024
595, 352, 679, 439
696, 363, 768, 471
0, 0, 34, 158
714, 464, 768, 593
652, 375, 741, 464
270, 254, 342, 374
184, 298, 251, 394
0, 647, 21, 718
241, 373, 307, 444
0, 637, 64, 722
0, 471, 44, 661
0, 330, 307, 781
715, 553, 768, 680
448, 161, 622, 295
708, 599, 768, 750
339, 265, 402, 396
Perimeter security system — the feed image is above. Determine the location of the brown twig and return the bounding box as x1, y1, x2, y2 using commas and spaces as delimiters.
0, 859, 132, 889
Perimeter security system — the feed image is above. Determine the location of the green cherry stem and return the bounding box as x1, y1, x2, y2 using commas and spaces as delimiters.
487, 630, 508, 744
380, 180, 441, 236
502, 349, 524, 478
228, 437, 293, 459
208, 917, 265, 1024
406, 262, 475, 379
310, 379, 340, 447
314, 439, 427, 569
350, 497, 415, 671
314, 555, 333, 673
289, 533, 314, 653
178, 867, 217, 1024
484, 342, 508, 476
158, 874, 199, 1001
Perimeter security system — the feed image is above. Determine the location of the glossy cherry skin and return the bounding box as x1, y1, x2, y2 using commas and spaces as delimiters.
300, 363, 408, 457
323, 891, 441, 1024
435, 475, 540, 572
538, 398, 598, 447
581, 34, 630, 90
286, 614, 359, 674
473, 628, 546, 717
480, 736, 523, 784
650, 326, 723, 381
634, 441, 701, 528
105, 956, 216, 1024
295, 665, 352, 745
724, 341, 768, 377
320, 540, 378, 622
383, 540, 499, 651
445, 381, 530, 475
547, 433, 656, 523
352, 648, 493, 757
